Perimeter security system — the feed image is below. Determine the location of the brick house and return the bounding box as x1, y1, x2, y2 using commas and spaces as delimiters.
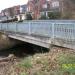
1, 5, 20, 18
27, 0, 47, 19
14, 5, 20, 15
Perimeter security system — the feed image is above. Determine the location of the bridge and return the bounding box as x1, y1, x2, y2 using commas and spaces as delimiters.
0, 20, 75, 49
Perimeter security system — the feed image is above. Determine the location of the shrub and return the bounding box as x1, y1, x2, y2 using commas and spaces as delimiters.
48, 12, 61, 19
26, 14, 33, 20
39, 15, 48, 20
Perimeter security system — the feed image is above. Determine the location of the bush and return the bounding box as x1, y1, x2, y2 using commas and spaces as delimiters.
48, 12, 61, 19
39, 15, 48, 20
26, 14, 33, 20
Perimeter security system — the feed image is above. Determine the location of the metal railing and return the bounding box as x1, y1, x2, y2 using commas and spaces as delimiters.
0, 20, 75, 45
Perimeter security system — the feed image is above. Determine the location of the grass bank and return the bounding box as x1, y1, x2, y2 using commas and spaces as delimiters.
14, 47, 75, 75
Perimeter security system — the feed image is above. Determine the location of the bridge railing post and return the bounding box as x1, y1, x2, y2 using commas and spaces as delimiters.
7, 23, 9, 32
1, 23, 2, 31
28, 21, 31, 35
50, 23, 55, 45
15, 22, 17, 35
52, 23, 55, 39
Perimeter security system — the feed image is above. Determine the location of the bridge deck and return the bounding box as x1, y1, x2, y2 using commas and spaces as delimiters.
7, 32, 51, 48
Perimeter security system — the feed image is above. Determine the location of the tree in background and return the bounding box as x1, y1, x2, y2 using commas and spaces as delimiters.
62, 12, 72, 19
61, 0, 75, 19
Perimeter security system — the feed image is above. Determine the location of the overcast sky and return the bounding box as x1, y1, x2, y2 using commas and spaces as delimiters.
0, 0, 28, 12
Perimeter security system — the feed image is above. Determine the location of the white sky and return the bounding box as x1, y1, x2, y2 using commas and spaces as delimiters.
0, 0, 28, 12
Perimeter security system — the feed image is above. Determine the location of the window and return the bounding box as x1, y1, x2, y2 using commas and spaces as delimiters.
43, 4, 47, 8
52, 1, 59, 8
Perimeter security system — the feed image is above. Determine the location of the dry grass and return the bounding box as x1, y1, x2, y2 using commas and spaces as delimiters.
0, 46, 75, 75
